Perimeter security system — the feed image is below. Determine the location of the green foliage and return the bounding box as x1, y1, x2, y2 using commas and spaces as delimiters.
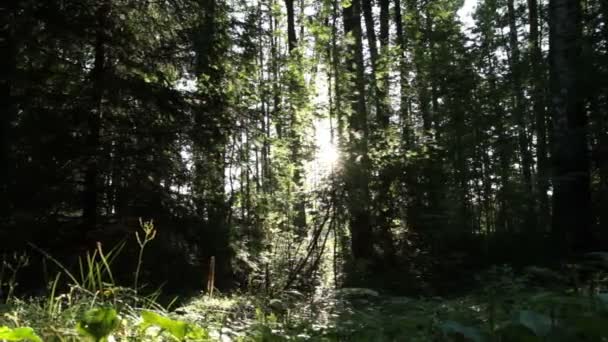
5, 279, 608, 342
29, 240, 125, 296
140, 310, 210, 341
76, 307, 120, 342
134, 219, 157, 292
0, 326, 42, 342
0, 252, 29, 303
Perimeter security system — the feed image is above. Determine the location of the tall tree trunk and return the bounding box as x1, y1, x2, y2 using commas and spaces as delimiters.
379, 0, 389, 55
194, 0, 233, 288
589, 0, 608, 237
331, 0, 344, 140
285, 0, 297, 52
361, 0, 379, 71
343, 0, 374, 270
0, 1, 17, 218
549, 0, 591, 251
269, 6, 282, 138
394, 0, 409, 144
378, 0, 390, 128
488, 53, 513, 233
0, 2, 17, 218
83, 0, 110, 227
600, 0, 608, 235
257, 8, 272, 194
373, 0, 394, 264
361, 0, 385, 127
507, 0, 534, 231
528, 0, 549, 230
361, 0, 394, 266
285, 0, 307, 232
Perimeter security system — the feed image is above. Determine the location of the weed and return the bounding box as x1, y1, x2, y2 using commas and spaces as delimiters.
134, 218, 157, 293
1, 252, 29, 303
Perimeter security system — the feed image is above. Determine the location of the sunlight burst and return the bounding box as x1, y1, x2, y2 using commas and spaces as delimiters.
314, 117, 340, 170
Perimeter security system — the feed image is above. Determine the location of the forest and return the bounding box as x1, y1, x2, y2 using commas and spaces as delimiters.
1, 0, 607, 340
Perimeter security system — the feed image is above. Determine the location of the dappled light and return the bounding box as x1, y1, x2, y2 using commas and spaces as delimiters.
2, 0, 607, 340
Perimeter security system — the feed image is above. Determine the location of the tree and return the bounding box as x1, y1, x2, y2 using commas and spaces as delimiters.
83, 0, 111, 227
342, 0, 374, 274
507, 0, 534, 231
549, 0, 592, 251
0, 0, 18, 219
527, 0, 549, 231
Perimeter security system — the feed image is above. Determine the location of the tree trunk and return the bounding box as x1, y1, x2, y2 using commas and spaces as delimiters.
549, 0, 591, 251
331, 0, 343, 140
0, 2, 17, 218
507, 0, 534, 231
378, 0, 390, 127
600, 0, 608, 236
83, 0, 110, 227
528, 0, 549, 230
394, 0, 409, 144
285, 0, 297, 52
285, 0, 307, 232
194, 0, 233, 288
361, 0, 385, 127
343, 0, 374, 269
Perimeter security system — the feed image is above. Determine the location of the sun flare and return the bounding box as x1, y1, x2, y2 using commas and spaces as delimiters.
314, 117, 340, 171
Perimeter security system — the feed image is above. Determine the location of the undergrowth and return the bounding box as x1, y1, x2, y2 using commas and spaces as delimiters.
3, 221, 608, 341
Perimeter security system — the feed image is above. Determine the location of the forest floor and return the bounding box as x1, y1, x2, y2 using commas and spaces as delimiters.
2, 274, 608, 341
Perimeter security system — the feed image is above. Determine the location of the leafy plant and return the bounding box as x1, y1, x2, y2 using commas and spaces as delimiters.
1, 252, 29, 303
76, 306, 120, 342
140, 310, 210, 341
29, 240, 125, 295
134, 218, 157, 293
0, 326, 42, 342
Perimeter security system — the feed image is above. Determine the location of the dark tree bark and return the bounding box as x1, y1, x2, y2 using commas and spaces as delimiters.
549, 0, 591, 251
285, 0, 297, 52
257, 6, 272, 194
394, 0, 409, 143
378, 0, 390, 128
361, 0, 386, 127
379, 0, 389, 49
528, 0, 549, 230
0, 2, 17, 218
507, 0, 534, 231
193, 0, 233, 289
372, 0, 394, 264
361, 0, 379, 68
598, 0, 608, 235
343, 0, 374, 268
83, 0, 110, 227
331, 0, 343, 139
269, 8, 282, 139
589, 0, 608, 236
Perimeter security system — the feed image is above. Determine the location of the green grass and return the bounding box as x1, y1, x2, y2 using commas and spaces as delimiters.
3, 282, 608, 341
4, 225, 608, 341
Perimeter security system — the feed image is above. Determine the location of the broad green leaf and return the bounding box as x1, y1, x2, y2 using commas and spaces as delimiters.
0, 326, 43, 342
140, 310, 209, 340
141, 311, 188, 339
76, 307, 120, 342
